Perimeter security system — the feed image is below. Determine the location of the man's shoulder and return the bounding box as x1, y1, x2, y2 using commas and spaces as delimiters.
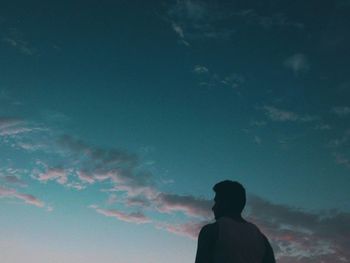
199, 222, 218, 240
200, 222, 217, 232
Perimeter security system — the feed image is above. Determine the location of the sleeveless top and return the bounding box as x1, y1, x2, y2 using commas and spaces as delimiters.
213, 217, 266, 263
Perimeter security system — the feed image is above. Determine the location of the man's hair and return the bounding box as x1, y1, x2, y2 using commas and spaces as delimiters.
213, 180, 246, 214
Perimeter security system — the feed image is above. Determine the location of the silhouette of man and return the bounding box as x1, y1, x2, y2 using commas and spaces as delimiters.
195, 180, 275, 263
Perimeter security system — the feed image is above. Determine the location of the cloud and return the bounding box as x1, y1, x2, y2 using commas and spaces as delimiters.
172, 22, 185, 38
328, 129, 350, 148
58, 134, 138, 167
7, 127, 347, 262
2, 175, 27, 187
2, 28, 35, 56
0, 117, 46, 138
332, 153, 350, 169
167, 1, 303, 44
262, 106, 318, 122
77, 171, 95, 184
125, 196, 151, 207
331, 106, 350, 117
235, 10, 304, 30
168, 0, 235, 41
153, 193, 350, 262
195, 69, 245, 93
171, 22, 190, 46
220, 74, 245, 89
247, 195, 350, 262
0, 186, 44, 208
107, 194, 117, 205
0, 117, 25, 136
314, 124, 331, 130
57, 135, 159, 199
193, 65, 209, 74
2, 37, 35, 55
284, 54, 310, 74
156, 220, 210, 239
50, 135, 350, 260
264, 107, 298, 121
0, 127, 35, 136
37, 168, 69, 185
91, 206, 151, 224
250, 120, 267, 127
254, 135, 262, 144
0, 117, 22, 128
155, 193, 212, 218
65, 182, 86, 190
170, 0, 208, 21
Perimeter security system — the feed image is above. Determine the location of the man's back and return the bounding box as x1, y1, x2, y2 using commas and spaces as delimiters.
195, 217, 275, 263
213, 217, 266, 263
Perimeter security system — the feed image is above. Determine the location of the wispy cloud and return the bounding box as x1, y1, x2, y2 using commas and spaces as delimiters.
328, 129, 350, 148
168, 0, 235, 43
0, 186, 44, 208
284, 53, 310, 75
90, 205, 151, 224
167, 1, 303, 45
0, 117, 24, 136
155, 193, 212, 218
248, 195, 350, 262
0, 117, 46, 138
333, 152, 350, 169
262, 106, 318, 122
2, 37, 34, 55
250, 120, 267, 127
193, 65, 245, 92
235, 10, 304, 30
172, 22, 185, 38
171, 22, 190, 46
193, 65, 209, 74
58, 134, 138, 167
254, 135, 262, 145
1, 28, 35, 56
156, 220, 209, 239
77, 170, 95, 184
314, 123, 331, 130
331, 106, 350, 117
263, 106, 298, 121
37, 168, 69, 185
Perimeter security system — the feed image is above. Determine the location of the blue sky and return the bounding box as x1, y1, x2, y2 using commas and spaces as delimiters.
0, 1, 350, 262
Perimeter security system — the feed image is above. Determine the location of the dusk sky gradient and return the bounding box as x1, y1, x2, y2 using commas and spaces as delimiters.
0, 1, 350, 262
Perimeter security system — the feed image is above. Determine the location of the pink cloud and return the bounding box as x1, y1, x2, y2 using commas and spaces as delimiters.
37, 168, 68, 185
156, 220, 210, 239
152, 193, 349, 262
0, 117, 22, 129
155, 193, 212, 218
77, 171, 95, 184
91, 206, 151, 224
0, 186, 44, 208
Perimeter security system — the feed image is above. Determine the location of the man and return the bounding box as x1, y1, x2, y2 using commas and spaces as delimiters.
195, 180, 276, 263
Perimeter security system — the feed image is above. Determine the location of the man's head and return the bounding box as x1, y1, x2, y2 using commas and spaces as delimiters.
212, 180, 246, 219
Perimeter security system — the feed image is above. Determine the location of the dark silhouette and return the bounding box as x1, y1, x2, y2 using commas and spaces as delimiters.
195, 180, 276, 263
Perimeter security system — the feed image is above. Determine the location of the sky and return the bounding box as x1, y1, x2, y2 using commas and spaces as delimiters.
0, 0, 349, 262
